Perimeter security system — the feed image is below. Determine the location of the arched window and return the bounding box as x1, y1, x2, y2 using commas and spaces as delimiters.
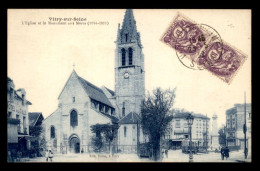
124, 126, 127, 137
122, 102, 125, 117
128, 48, 133, 65
125, 34, 128, 42
70, 110, 78, 127
50, 126, 55, 138
121, 48, 126, 66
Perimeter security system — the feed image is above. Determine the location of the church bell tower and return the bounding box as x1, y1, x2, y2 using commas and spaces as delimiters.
115, 9, 145, 118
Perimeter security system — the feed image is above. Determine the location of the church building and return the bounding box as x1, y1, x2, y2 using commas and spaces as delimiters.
42, 9, 146, 154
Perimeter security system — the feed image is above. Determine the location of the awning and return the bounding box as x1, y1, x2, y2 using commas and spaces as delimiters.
169, 139, 184, 142
25, 136, 38, 141
174, 128, 189, 134
18, 135, 34, 141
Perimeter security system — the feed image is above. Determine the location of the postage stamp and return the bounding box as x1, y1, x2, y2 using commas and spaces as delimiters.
161, 13, 248, 84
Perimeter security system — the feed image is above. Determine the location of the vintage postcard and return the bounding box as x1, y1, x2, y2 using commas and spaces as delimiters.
7, 9, 251, 162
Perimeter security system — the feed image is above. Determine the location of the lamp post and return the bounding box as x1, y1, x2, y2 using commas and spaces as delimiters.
244, 92, 248, 159
205, 114, 208, 154
224, 126, 227, 147
186, 113, 194, 162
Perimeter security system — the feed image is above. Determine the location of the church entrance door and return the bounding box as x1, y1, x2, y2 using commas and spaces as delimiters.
69, 135, 80, 153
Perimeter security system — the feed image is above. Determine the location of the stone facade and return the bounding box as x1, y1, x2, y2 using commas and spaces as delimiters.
42, 71, 115, 153
118, 124, 138, 145
42, 9, 146, 153
210, 115, 220, 150
167, 113, 210, 149
226, 103, 251, 150
115, 9, 145, 118
7, 77, 32, 152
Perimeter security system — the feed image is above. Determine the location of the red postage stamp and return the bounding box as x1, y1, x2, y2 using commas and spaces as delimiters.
161, 13, 248, 84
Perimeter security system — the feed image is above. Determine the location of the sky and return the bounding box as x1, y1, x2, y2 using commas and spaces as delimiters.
8, 9, 251, 129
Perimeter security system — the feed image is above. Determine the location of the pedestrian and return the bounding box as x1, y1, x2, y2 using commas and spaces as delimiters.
81, 148, 84, 154
11, 149, 17, 162
17, 151, 22, 162
48, 150, 53, 162
149, 149, 153, 159
220, 146, 225, 160
224, 146, 229, 160
165, 149, 168, 158
45, 150, 49, 162
161, 149, 164, 159
7, 151, 12, 162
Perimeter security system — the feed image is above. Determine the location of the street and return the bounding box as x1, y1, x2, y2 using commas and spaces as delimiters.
18, 149, 251, 163
162, 149, 251, 162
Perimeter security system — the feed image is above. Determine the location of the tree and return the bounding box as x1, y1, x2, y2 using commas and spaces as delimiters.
90, 123, 119, 154
29, 123, 43, 137
140, 87, 176, 161
218, 128, 226, 146
40, 138, 47, 150
29, 119, 44, 157
91, 136, 103, 153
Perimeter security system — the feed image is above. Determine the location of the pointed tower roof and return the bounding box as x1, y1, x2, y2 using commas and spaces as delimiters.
121, 9, 137, 34
118, 9, 142, 47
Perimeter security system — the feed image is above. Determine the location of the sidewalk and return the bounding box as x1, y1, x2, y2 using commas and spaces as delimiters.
162, 149, 251, 163
15, 150, 251, 163
228, 150, 251, 163
17, 153, 151, 162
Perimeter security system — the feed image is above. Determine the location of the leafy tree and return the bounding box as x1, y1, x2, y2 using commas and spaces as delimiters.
90, 123, 119, 154
140, 87, 176, 161
29, 117, 43, 157
91, 136, 103, 153
218, 128, 226, 146
40, 138, 47, 150
29, 122, 43, 137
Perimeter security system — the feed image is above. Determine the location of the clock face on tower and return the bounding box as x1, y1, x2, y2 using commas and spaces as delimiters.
124, 72, 129, 79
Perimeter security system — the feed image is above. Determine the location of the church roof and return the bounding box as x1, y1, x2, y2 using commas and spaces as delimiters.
103, 86, 115, 96
119, 112, 140, 124
77, 76, 114, 108
98, 111, 119, 123
43, 109, 58, 122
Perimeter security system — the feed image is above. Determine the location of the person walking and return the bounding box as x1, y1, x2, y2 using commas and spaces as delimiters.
165, 149, 168, 158
161, 149, 164, 159
45, 150, 49, 162
224, 146, 229, 160
48, 150, 53, 162
11, 149, 17, 162
149, 148, 153, 160
220, 146, 225, 160
8, 151, 12, 162
17, 151, 22, 162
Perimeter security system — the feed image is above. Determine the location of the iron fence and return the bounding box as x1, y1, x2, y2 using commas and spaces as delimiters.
44, 144, 138, 154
